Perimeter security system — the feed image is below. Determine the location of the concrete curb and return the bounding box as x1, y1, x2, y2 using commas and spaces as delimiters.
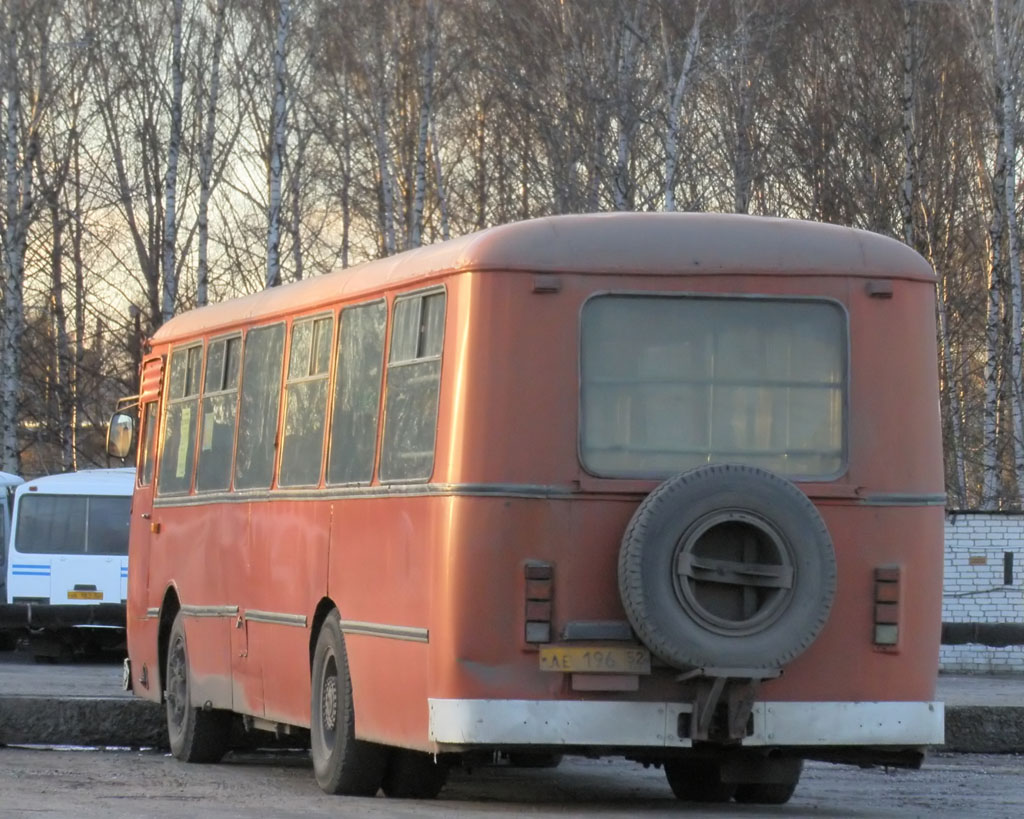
1, 697, 1022, 754
942, 706, 1024, 754
0, 696, 166, 748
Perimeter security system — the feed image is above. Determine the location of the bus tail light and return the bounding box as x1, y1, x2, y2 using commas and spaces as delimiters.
524, 562, 554, 644
873, 565, 901, 647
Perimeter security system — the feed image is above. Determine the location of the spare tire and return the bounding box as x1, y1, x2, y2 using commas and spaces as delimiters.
618, 464, 836, 671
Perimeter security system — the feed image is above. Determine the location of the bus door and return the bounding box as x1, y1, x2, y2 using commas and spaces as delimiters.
128, 357, 164, 625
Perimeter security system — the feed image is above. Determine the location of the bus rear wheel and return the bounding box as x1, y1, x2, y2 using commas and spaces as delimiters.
734, 780, 799, 805
381, 749, 448, 799
310, 610, 387, 795
664, 759, 735, 802
165, 611, 231, 763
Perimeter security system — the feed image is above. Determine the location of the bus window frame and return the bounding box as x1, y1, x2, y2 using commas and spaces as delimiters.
378, 285, 447, 485
576, 290, 852, 484
195, 331, 243, 494
325, 298, 388, 488
277, 311, 335, 489
232, 321, 288, 494
156, 340, 205, 497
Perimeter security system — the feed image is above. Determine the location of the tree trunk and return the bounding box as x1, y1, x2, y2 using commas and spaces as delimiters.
410, 0, 438, 247
992, 0, 1024, 502
197, 0, 228, 307
266, 0, 291, 288
661, 5, 704, 211
982, 137, 1006, 508
161, 0, 184, 323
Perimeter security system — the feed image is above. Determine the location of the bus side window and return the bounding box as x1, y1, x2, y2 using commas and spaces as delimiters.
379, 290, 445, 482
157, 343, 203, 495
196, 335, 241, 492
234, 323, 286, 491
139, 403, 159, 486
327, 301, 386, 485
279, 315, 333, 487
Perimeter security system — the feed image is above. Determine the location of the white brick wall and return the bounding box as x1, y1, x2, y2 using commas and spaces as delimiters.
942, 512, 1024, 673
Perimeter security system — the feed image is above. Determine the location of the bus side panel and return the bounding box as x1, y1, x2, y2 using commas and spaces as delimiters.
332, 496, 437, 749
248, 499, 330, 728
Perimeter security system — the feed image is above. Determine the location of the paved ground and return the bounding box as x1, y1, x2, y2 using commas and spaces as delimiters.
0, 748, 1022, 818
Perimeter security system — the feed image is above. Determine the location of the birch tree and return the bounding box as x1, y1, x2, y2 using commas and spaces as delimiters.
409, 0, 439, 248
900, 0, 967, 505
992, 0, 1024, 503
660, 1, 706, 211
0, 3, 52, 473
265, 0, 291, 288
196, 0, 229, 307
161, 0, 184, 323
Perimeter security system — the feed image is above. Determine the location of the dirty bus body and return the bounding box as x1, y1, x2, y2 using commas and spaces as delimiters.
113, 213, 943, 803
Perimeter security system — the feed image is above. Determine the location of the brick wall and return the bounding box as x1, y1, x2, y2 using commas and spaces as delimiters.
942, 512, 1024, 673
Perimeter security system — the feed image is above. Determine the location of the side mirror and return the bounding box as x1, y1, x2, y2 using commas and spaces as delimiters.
107, 410, 135, 459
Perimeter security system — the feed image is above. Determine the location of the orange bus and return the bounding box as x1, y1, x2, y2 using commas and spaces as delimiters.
107, 213, 945, 804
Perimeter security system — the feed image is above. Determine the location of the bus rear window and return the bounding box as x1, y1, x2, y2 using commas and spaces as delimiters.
15, 495, 131, 556
580, 295, 846, 479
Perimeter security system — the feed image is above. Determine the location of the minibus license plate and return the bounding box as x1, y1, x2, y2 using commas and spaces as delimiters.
539, 646, 650, 674
67, 590, 103, 600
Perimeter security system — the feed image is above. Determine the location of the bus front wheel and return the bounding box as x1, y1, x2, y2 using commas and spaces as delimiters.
165, 611, 231, 763
310, 610, 387, 795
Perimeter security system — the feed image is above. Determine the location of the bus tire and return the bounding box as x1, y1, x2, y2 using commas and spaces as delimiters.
664, 759, 735, 802
311, 610, 387, 795
381, 749, 448, 799
618, 464, 836, 671
165, 611, 231, 763
734, 779, 799, 805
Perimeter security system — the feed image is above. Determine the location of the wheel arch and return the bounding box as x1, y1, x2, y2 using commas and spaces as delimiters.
309, 596, 338, 672
157, 586, 181, 702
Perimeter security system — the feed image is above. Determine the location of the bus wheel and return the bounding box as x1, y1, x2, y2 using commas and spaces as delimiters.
664, 759, 735, 802
618, 464, 836, 671
310, 611, 387, 795
734, 780, 799, 805
381, 749, 448, 799
165, 611, 231, 763
733, 758, 803, 805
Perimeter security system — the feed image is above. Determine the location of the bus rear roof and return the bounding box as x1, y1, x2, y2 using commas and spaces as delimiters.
16, 468, 136, 498
153, 213, 934, 344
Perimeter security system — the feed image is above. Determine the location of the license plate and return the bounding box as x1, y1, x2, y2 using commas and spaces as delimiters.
67, 590, 103, 600
539, 645, 650, 674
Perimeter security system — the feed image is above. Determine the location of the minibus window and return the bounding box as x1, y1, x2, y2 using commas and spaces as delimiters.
196, 335, 241, 492
158, 343, 203, 495
85, 496, 132, 555
581, 295, 845, 479
234, 323, 286, 490
280, 315, 333, 487
15, 495, 130, 556
380, 291, 445, 482
328, 301, 386, 485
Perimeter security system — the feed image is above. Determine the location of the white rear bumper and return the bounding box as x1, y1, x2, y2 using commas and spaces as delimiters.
428, 699, 944, 748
